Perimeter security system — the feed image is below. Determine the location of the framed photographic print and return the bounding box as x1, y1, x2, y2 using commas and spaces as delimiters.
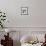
21, 7, 28, 15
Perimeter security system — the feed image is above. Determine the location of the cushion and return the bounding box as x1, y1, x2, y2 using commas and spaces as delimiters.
20, 35, 37, 43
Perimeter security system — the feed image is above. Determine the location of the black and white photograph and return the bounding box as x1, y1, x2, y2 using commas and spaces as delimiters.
21, 7, 28, 15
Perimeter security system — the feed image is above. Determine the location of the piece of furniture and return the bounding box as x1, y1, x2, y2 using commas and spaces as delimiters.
21, 43, 43, 46
1, 33, 13, 46
20, 34, 44, 46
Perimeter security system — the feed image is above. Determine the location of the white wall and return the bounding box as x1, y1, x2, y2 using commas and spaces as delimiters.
32, 0, 46, 27
0, 0, 46, 32
0, 0, 46, 27
0, 0, 32, 27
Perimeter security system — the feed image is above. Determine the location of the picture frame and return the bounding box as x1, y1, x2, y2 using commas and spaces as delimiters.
21, 7, 28, 15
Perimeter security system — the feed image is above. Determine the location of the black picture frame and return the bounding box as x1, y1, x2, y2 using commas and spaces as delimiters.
21, 7, 28, 15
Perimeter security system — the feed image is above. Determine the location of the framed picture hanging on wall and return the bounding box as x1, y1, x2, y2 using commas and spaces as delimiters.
21, 7, 28, 15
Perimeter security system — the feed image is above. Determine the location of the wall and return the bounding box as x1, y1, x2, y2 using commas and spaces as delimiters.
0, 0, 46, 27
0, 0, 32, 27
32, 0, 46, 27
